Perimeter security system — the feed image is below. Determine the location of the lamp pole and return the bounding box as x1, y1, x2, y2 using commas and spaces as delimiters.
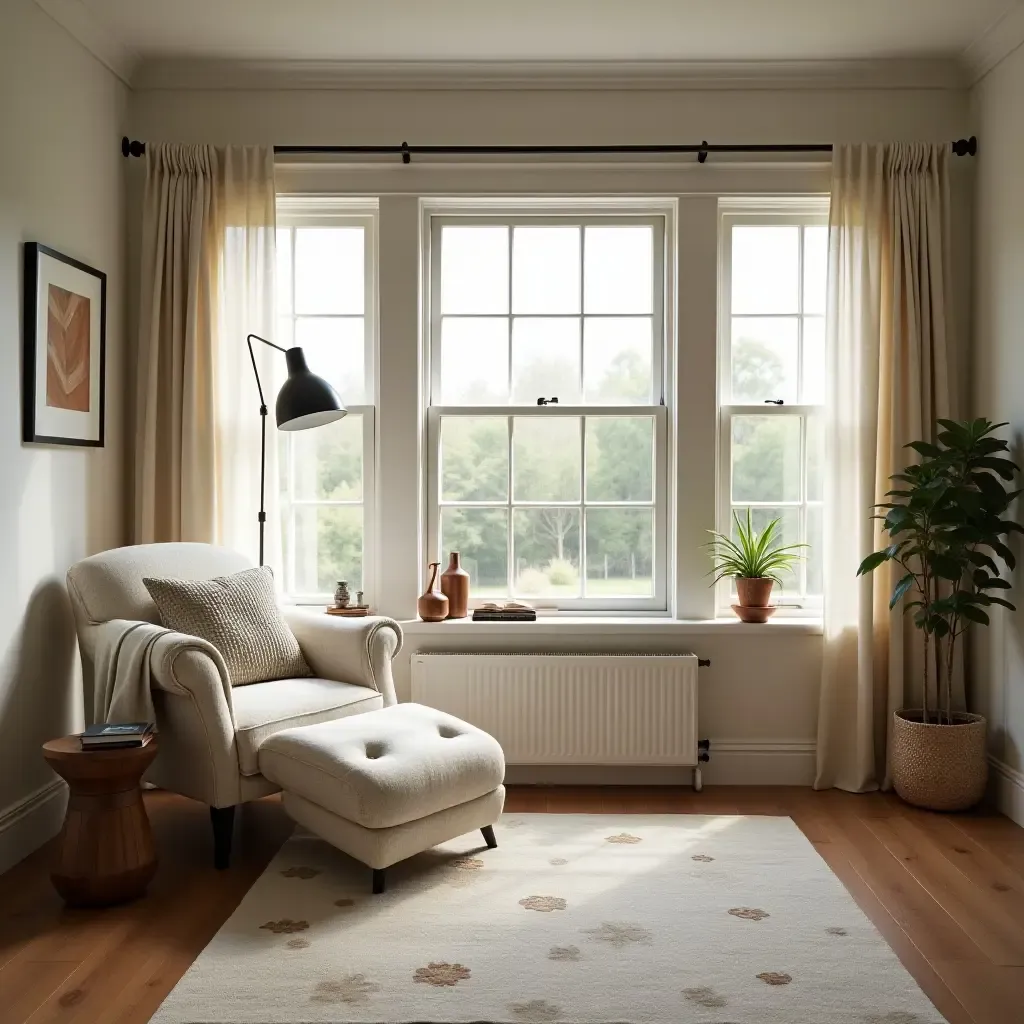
246, 333, 287, 567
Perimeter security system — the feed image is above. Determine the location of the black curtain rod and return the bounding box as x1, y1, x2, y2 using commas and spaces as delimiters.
121, 136, 977, 163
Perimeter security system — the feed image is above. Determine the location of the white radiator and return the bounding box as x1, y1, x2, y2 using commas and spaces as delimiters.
410, 653, 699, 766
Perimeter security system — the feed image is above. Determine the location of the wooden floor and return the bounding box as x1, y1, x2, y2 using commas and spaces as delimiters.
2, 788, 1023, 1024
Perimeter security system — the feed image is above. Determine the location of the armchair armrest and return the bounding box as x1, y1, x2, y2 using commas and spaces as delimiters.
283, 610, 403, 707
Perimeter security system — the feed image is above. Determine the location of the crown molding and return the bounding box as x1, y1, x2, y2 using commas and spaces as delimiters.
963, 1, 1024, 84
132, 57, 966, 93
33, 0, 137, 85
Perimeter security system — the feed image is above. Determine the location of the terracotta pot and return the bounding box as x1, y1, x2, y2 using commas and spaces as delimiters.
890, 709, 987, 811
417, 562, 449, 622
440, 551, 470, 619
732, 577, 776, 623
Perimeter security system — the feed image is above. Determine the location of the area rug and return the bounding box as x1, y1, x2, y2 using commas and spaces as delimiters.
152, 813, 946, 1024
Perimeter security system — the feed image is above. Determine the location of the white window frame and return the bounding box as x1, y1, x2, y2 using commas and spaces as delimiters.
276, 197, 378, 606
425, 207, 670, 613
717, 202, 829, 615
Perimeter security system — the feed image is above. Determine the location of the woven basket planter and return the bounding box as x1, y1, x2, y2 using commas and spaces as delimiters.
890, 709, 987, 811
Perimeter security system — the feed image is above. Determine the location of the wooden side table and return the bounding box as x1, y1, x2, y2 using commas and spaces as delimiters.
42, 736, 159, 907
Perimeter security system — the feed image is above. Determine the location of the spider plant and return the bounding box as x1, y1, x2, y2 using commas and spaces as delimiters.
705, 508, 807, 585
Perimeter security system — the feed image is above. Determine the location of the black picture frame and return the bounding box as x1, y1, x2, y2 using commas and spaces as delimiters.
22, 242, 107, 447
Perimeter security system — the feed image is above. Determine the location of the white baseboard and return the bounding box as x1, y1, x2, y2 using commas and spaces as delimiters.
989, 756, 1024, 827
0, 780, 67, 876
503, 739, 817, 787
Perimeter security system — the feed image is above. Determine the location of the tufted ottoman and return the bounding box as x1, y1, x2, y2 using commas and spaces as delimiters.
257, 703, 505, 892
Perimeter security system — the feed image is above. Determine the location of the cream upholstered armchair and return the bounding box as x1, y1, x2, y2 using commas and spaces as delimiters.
66, 542, 402, 868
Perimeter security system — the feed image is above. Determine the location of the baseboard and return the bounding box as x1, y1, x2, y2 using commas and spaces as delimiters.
503, 740, 817, 787
0, 780, 67, 876
989, 755, 1024, 827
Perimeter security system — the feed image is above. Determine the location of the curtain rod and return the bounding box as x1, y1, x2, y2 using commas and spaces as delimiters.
120, 136, 978, 163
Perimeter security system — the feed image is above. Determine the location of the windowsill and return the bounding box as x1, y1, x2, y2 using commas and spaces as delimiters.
398, 616, 823, 637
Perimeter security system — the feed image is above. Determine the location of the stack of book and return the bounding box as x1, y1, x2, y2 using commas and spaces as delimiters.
472, 602, 537, 622
80, 722, 154, 750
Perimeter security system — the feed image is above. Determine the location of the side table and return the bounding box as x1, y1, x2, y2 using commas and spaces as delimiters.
42, 735, 159, 907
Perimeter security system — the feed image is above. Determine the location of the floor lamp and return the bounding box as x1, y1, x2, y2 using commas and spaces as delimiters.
246, 333, 347, 566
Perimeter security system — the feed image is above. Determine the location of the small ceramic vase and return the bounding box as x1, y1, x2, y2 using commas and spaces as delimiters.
417, 562, 449, 622
440, 551, 470, 619
334, 581, 351, 608
356, 590, 365, 608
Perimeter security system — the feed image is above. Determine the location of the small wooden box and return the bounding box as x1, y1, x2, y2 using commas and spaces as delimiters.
326, 606, 369, 617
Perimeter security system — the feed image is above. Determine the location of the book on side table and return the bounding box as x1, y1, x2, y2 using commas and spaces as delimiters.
81, 722, 154, 750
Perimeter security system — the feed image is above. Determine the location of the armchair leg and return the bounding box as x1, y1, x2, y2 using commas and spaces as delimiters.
210, 806, 236, 870
372, 868, 386, 894
481, 825, 498, 849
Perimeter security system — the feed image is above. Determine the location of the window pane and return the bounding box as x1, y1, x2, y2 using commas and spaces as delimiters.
439, 317, 509, 404
291, 505, 362, 595
803, 225, 828, 316
440, 417, 508, 502
729, 506, 801, 594
441, 507, 508, 597
585, 508, 653, 597
513, 508, 581, 598
440, 226, 509, 314
802, 316, 825, 404
511, 318, 581, 404
731, 415, 802, 503
731, 225, 799, 314
513, 417, 580, 502
584, 226, 653, 314
583, 318, 653, 403
294, 317, 364, 403
586, 417, 654, 502
276, 227, 292, 315
292, 413, 362, 501
512, 226, 580, 314
807, 503, 823, 596
806, 415, 824, 502
731, 317, 798, 404
294, 227, 364, 315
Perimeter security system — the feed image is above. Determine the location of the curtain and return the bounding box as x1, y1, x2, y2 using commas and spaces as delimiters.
815, 143, 957, 792
133, 145, 279, 569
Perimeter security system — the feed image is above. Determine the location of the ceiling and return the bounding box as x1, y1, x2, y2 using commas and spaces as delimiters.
32, 0, 1024, 84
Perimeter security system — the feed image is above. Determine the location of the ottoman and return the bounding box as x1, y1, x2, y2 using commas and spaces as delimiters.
258, 703, 505, 893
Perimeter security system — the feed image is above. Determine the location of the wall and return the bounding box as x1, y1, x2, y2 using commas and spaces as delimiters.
971, 47, 1024, 825
127, 78, 971, 787
0, 0, 127, 871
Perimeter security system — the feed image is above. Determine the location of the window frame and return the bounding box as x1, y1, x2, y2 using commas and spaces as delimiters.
717, 203, 829, 615
425, 207, 671, 614
275, 198, 379, 606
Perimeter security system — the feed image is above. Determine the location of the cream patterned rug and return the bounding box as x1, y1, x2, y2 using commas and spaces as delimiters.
152, 814, 945, 1024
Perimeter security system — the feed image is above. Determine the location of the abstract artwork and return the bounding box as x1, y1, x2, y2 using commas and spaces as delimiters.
23, 243, 106, 446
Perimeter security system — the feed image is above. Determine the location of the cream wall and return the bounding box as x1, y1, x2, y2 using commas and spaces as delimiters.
0, 0, 128, 871
971, 49, 1024, 824
126, 79, 972, 786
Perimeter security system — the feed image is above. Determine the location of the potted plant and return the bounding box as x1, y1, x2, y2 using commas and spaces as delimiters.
858, 418, 1020, 811
706, 509, 806, 622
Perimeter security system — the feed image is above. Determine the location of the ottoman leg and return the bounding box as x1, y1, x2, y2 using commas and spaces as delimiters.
372, 868, 386, 894
481, 825, 498, 849
210, 806, 236, 870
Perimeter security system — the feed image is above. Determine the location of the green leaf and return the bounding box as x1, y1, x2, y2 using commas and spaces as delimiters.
975, 457, 1017, 480
960, 605, 990, 625
928, 553, 964, 581
905, 440, 942, 458
857, 550, 891, 576
889, 573, 916, 610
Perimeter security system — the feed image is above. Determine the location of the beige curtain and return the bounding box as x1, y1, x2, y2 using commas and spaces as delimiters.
815, 143, 957, 792
134, 145, 278, 567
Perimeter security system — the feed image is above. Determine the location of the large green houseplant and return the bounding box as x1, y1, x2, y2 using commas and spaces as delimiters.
857, 418, 1020, 809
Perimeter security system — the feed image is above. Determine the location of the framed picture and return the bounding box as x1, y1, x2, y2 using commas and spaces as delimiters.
22, 243, 106, 447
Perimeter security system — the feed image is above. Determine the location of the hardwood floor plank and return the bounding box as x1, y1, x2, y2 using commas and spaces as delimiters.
930, 960, 1024, 1024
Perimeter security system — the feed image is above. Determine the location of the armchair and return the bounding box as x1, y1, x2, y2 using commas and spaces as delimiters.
66, 542, 402, 868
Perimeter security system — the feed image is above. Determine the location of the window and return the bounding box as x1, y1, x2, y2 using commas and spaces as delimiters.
719, 205, 828, 610
276, 201, 377, 603
426, 211, 669, 611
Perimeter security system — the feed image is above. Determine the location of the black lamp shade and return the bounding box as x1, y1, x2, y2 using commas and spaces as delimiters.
276, 347, 347, 431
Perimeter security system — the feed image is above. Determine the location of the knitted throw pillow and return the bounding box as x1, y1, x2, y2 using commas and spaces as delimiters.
143, 566, 311, 686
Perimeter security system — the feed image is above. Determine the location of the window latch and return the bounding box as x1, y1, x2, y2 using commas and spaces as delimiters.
764, 399, 784, 406
536, 397, 560, 406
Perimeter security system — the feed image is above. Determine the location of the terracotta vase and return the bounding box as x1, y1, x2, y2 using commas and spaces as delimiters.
440, 551, 470, 619
732, 576, 776, 623
417, 562, 449, 622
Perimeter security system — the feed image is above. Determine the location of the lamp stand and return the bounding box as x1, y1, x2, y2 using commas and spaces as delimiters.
247, 333, 287, 568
